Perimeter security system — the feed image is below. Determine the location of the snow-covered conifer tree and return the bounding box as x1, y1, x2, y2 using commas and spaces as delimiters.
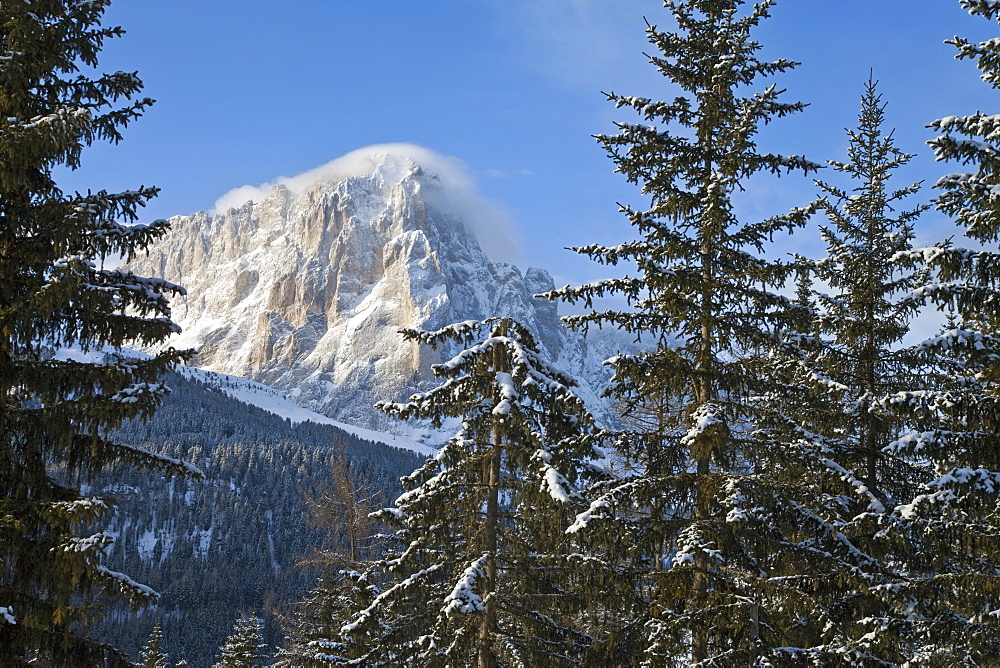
542, 1, 872, 663
921, 0, 1000, 335
339, 318, 603, 667
139, 622, 169, 667
284, 567, 384, 667
807, 79, 931, 503
761, 79, 973, 663
873, 315, 1000, 663
0, 1, 196, 665
847, 1, 1000, 660
214, 615, 268, 668
929, 0, 1000, 248
279, 451, 386, 667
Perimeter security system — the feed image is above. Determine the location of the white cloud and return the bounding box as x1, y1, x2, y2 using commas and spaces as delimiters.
212, 143, 523, 265
484, 168, 535, 180
488, 0, 654, 91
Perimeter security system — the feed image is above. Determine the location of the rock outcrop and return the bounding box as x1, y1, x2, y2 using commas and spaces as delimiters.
130, 154, 620, 430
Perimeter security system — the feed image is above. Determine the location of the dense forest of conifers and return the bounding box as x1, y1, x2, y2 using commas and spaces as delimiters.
94, 373, 421, 665
6, 0, 1000, 666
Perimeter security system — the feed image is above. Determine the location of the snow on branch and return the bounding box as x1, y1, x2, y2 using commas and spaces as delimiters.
0, 606, 14, 625
931, 113, 1000, 141
56, 532, 114, 554
398, 320, 483, 347
442, 554, 488, 616
391, 467, 451, 514
672, 525, 723, 567
114, 442, 204, 478
534, 447, 576, 504
492, 371, 518, 417
914, 328, 990, 353
814, 452, 886, 514
567, 479, 643, 534
19, 106, 89, 132
962, 0, 1000, 19
46, 497, 110, 522
341, 563, 444, 634
679, 403, 724, 449
896, 467, 1000, 520
96, 565, 158, 602
886, 430, 961, 456
110, 381, 168, 404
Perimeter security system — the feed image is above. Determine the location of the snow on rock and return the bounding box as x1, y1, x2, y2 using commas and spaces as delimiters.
128, 152, 624, 432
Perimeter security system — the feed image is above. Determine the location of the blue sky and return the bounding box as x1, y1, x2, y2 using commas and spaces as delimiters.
60, 0, 997, 289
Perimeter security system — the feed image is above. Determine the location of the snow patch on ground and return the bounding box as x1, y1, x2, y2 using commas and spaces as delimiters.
137, 530, 158, 563
0, 606, 15, 625
54, 347, 438, 456
196, 527, 213, 558
175, 365, 439, 457
51, 343, 443, 457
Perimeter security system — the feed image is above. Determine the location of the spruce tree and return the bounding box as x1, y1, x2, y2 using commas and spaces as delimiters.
924, 0, 1000, 344
930, 0, 1000, 248
0, 1, 195, 664
543, 1, 872, 663
340, 318, 603, 667
138, 622, 169, 668
762, 79, 975, 663
214, 615, 268, 668
874, 317, 1000, 663
850, 0, 1000, 660
808, 79, 931, 508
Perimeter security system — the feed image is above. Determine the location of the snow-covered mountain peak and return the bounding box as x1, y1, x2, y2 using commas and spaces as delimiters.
131, 151, 625, 429
216, 151, 437, 215
355, 152, 423, 186
288, 153, 423, 208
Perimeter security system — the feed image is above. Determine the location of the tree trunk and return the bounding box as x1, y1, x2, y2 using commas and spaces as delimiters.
479, 319, 508, 668
748, 599, 760, 666
691, 186, 716, 665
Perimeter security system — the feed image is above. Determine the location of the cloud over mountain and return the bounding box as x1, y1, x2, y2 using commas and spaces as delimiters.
212, 143, 523, 265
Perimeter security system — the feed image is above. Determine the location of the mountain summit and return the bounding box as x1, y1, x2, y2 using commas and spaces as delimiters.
130, 152, 617, 430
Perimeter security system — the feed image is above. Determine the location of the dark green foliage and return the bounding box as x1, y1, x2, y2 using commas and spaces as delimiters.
929, 0, 1000, 245
84, 372, 421, 667
841, 1, 1000, 661
214, 614, 267, 667
763, 79, 984, 663
923, 0, 1000, 331
339, 318, 603, 667
138, 623, 169, 668
0, 1, 193, 664
543, 0, 881, 663
280, 566, 384, 667
876, 321, 1000, 664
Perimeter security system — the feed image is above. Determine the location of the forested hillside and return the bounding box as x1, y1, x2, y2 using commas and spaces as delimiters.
87, 373, 422, 665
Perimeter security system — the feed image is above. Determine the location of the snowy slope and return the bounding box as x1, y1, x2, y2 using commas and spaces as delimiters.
173, 365, 438, 456
53, 345, 437, 457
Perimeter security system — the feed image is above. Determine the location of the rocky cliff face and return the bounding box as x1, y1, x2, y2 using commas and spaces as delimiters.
130, 154, 618, 430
